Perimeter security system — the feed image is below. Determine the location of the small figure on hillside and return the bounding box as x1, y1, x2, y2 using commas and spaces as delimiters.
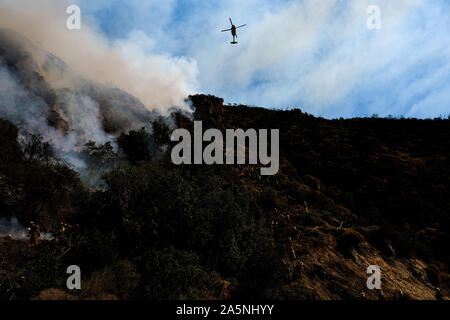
377, 289, 384, 300
292, 225, 300, 239
56, 221, 68, 243
289, 237, 296, 259
304, 201, 309, 214
286, 214, 292, 227
435, 287, 444, 300
271, 220, 279, 233
295, 261, 306, 276
59, 221, 67, 234
299, 261, 305, 273
27, 221, 40, 246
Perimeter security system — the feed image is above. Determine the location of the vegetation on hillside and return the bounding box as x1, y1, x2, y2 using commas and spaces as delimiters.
1, 96, 449, 300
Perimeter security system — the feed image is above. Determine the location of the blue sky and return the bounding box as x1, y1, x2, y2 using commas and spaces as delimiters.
37, 1, 450, 118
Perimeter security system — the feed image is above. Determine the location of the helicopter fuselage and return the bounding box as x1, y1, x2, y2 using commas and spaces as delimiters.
231, 25, 237, 36
222, 18, 246, 44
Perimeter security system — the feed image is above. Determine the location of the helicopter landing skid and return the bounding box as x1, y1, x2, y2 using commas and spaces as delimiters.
231, 41, 238, 44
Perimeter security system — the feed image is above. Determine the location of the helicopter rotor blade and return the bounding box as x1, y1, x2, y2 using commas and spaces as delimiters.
236, 24, 247, 29
221, 28, 232, 32
229, 17, 233, 25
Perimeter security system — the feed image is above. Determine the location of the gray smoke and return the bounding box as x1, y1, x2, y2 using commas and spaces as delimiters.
0, 216, 25, 239
0, 216, 53, 241
0, 60, 112, 172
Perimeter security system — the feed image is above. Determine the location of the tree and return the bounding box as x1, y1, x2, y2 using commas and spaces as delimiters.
117, 128, 152, 164
151, 119, 171, 146
23, 134, 54, 164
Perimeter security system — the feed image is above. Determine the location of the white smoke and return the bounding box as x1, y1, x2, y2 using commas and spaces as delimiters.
0, 0, 198, 113
0, 0, 200, 177
0, 60, 107, 172
0, 216, 53, 241
0, 216, 26, 240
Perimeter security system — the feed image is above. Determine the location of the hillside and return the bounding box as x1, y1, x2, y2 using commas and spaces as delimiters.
186, 95, 450, 299
0, 94, 449, 300
0, 28, 153, 136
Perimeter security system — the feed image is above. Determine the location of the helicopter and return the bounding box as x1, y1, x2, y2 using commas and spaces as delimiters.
221, 17, 246, 44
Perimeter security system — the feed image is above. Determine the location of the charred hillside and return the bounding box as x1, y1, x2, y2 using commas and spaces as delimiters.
0, 93, 449, 300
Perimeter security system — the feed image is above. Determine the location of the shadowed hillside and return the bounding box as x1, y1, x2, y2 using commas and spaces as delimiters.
0, 28, 153, 136
0, 94, 449, 300
184, 95, 450, 299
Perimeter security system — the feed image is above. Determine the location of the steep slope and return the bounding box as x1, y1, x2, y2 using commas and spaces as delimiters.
188, 94, 450, 299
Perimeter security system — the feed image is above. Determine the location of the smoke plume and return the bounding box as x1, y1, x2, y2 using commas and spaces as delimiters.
0, 0, 198, 112
0, 60, 104, 171
0, 216, 53, 241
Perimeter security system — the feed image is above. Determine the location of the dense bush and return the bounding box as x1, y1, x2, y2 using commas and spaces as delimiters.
1, 93, 450, 299
92, 162, 281, 298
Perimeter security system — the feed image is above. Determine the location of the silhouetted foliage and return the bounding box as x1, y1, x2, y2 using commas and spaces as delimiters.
117, 128, 152, 164
23, 134, 54, 163
151, 119, 171, 146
